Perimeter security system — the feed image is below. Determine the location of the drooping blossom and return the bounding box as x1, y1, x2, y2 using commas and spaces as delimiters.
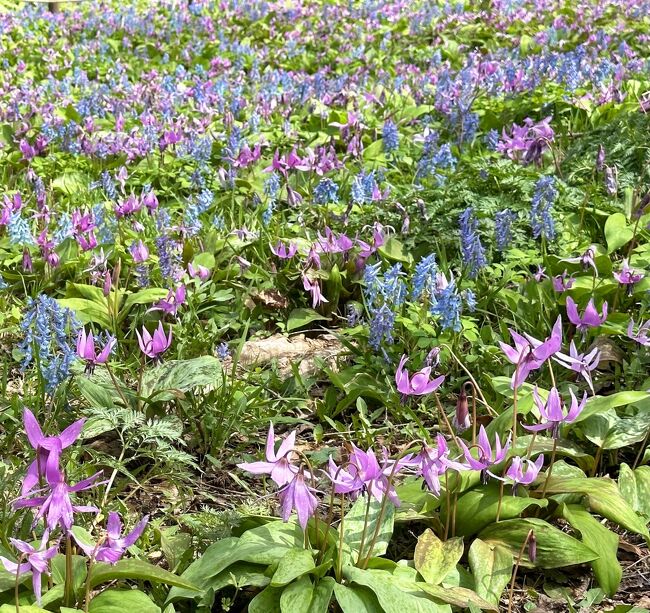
563, 247, 597, 275
458, 426, 511, 482
453, 388, 471, 433
149, 285, 186, 316
499, 316, 562, 388
552, 270, 575, 292
136, 322, 172, 359
492, 455, 544, 495
21, 409, 85, 496
279, 469, 318, 529
554, 341, 600, 393
395, 355, 445, 397
627, 319, 650, 346
74, 512, 148, 564
270, 241, 298, 259
533, 266, 547, 282
129, 240, 149, 263
0, 533, 58, 605
187, 263, 210, 281
237, 423, 299, 486
76, 329, 116, 373
614, 259, 644, 293
409, 434, 466, 495
523, 387, 587, 438
566, 297, 607, 334
302, 274, 328, 308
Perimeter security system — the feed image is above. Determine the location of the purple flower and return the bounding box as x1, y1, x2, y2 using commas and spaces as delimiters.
395, 355, 445, 397
563, 247, 597, 275
554, 341, 600, 393
136, 322, 172, 359
493, 455, 544, 495
279, 469, 318, 529
0, 533, 58, 605
533, 266, 547, 282
566, 297, 607, 334
129, 240, 149, 263
149, 285, 186, 316
187, 263, 210, 281
453, 388, 471, 433
302, 275, 328, 308
74, 512, 148, 564
614, 259, 644, 293
409, 434, 466, 495
237, 423, 299, 487
627, 319, 650, 346
15, 460, 102, 532
552, 270, 575, 292
270, 241, 298, 259
76, 329, 116, 373
21, 409, 85, 496
499, 316, 562, 388
458, 425, 511, 480
523, 387, 586, 438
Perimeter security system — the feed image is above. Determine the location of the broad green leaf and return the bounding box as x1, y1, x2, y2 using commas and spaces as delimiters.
603, 412, 650, 450
89, 558, 198, 591
51, 553, 87, 591
141, 356, 222, 400
605, 213, 634, 253
271, 548, 316, 586
416, 583, 498, 611
52, 172, 88, 195
89, 589, 159, 613
333, 583, 383, 613
513, 435, 593, 472
0, 607, 49, 613
561, 504, 621, 596
342, 495, 394, 563
286, 308, 329, 332
280, 575, 313, 613
479, 518, 598, 568
618, 463, 650, 519
198, 561, 269, 595
76, 377, 118, 411
544, 476, 649, 537
573, 391, 650, 423
378, 237, 411, 264
249, 586, 283, 613
447, 482, 547, 536
309, 577, 335, 613
121, 288, 169, 314
468, 538, 513, 605
414, 529, 463, 586
343, 566, 449, 613
57, 298, 111, 328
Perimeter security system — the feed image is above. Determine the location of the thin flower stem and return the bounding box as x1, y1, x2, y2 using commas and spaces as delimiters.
444, 473, 451, 540
433, 391, 460, 448
496, 479, 505, 523
469, 383, 477, 447
541, 438, 558, 499
84, 537, 105, 613
64, 534, 74, 607
512, 377, 519, 448
99, 443, 126, 512
507, 529, 534, 613
104, 362, 130, 408
14, 554, 23, 613
592, 444, 604, 477
355, 493, 373, 567
547, 360, 556, 389
359, 488, 391, 570
633, 430, 650, 469
451, 483, 459, 537
336, 493, 345, 582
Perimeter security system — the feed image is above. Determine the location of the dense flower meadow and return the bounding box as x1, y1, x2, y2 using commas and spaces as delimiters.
1, 0, 650, 611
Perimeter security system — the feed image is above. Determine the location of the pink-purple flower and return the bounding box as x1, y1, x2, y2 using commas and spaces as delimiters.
552, 270, 575, 292
149, 285, 186, 316
395, 355, 445, 396
136, 322, 173, 359
74, 512, 148, 564
524, 386, 586, 438
627, 319, 650, 346
493, 455, 544, 495
279, 469, 319, 529
76, 329, 116, 373
566, 297, 607, 334
270, 241, 298, 259
554, 341, 600, 393
458, 425, 511, 480
614, 259, 644, 293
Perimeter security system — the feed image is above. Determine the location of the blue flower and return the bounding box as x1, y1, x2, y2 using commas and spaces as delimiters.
459, 208, 487, 278
382, 119, 399, 154
411, 254, 438, 300
495, 209, 516, 251
530, 176, 557, 241
313, 178, 339, 205
7, 213, 35, 246
431, 282, 462, 332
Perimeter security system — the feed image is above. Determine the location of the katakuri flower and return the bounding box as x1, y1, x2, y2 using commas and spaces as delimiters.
136, 322, 172, 359
554, 341, 600, 393
493, 455, 544, 495
458, 425, 511, 482
566, 297, 607, 334
614, 259, 644, 293
76, 329, 116, 373
409, 434, 467, 495
524, 387, 587, 438
74, 512, 148, 564
395, 355, 445, 397
279, 469, 318, 529
627, 319, 650, 347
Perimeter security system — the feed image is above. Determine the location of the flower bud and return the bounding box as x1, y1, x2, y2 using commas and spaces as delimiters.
453, 388, 471, 433
528, 531, 537, 563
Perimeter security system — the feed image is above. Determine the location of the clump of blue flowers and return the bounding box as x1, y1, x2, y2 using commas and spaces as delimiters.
459, 207, 487, 278
530, 175, 557, 241
494, 209, 516, 251
18, 295, 80, 393
382, 119, 399, 154
411, 254, 438, 301
430, 280, 463, 332
363, 262, 407, 350
313, 178, 339, 205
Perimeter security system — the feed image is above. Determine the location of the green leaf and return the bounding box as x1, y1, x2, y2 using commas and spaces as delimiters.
121, 288, 169, 314
333, 583, 383, 613
605, 213, 634, 253
52, 172, 88, 196
448, 482, 547, 536
574, 391, 650, 423
286, 308, 329, 332
561, 504, 621, 596
468, 538, 513, 605
479, 518, 598, 568
378, 237, 411, 265
309, 577, 336, 613
0, 607, 49, 613
280, 575, 313, 613
603, 412, 650, 450
141, 356, 222, 400
89, 559, 198, 591
89, 589, 160, 613
618, 463, 650, 519
416, 583, 498, 611
342, 495, 395, 562
342, 566, 447, 613
249, 586, 283, 613
413, 529, 463, 586
271, 548, 316, 586
51, 553, 87, 591
76, 377, 117, 411
544, 476, 649, 537
57, 298, 111, 328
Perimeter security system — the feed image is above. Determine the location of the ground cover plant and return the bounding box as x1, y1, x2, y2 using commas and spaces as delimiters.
1, 0, 650, 611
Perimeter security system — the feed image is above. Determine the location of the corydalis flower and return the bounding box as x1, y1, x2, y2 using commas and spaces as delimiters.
22, 409, 85, 496
237, 423, 298, 486
524, 387, 586, 438
0, 533, 58, 605
74, 512, 148, 564
566, 297, 607, 334
554, 341, 600, 393
136, 322, 172, 359
76, 329, 116, 373
499, 317, 562, 388
395, 355, 444, 397
279, 469, 318, 529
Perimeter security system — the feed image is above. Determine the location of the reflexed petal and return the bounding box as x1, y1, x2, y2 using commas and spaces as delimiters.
23, 409, 44, 449
121, 515, 149, 548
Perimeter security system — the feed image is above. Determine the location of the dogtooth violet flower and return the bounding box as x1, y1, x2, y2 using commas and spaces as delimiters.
74, 512, 149, 564
270, 241, 298, 259
614, 259, 644, 293
395, 355, 445, 397
0, 533, 58, 605
566, 297, 607, 334
458, 425, 511, 483
492, 455, 544, 495
76, 329, 116, 373
523, 386, 587, 438
499, 316, 562, 388
553, 341, 600, 393
408, 434, 467, 495
149, 285, 186, 316
21, 409, 85, 496
279, 469, 319, 529
627, 319, 650, 346
237, 423, 300, 486
136, 322, 172, 359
